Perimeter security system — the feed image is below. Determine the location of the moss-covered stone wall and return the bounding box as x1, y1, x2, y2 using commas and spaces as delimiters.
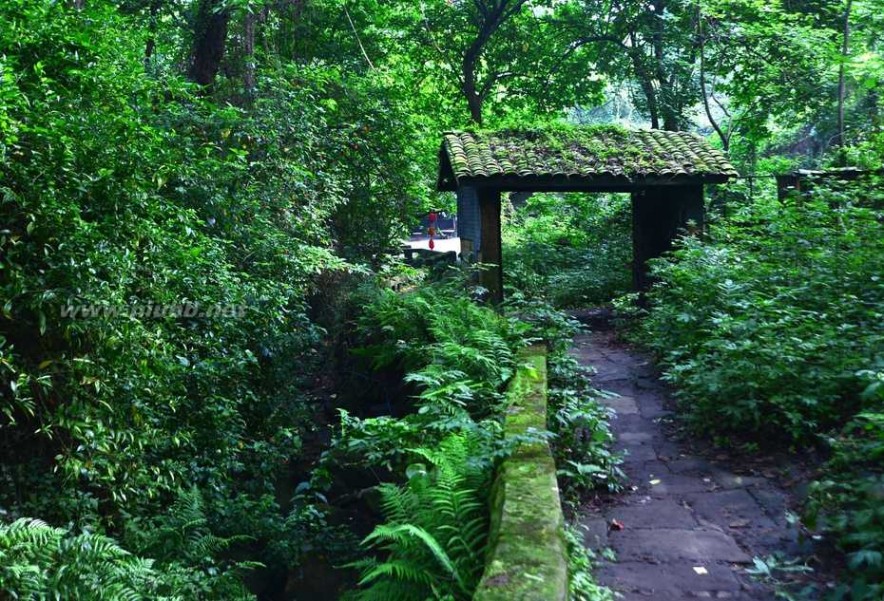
474, 345, 568, 601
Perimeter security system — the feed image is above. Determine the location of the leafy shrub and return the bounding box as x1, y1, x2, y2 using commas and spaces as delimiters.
332, 276, 620, 598
321, 274, 523, 483
565, 526, 615, 601
637, 180, 884, 598
351, 275, 525, 420
640, 182, 884, 443
320, 279, 516, 598
806, 367, 884, 601
549, 353, 623, 497
505, 294, 623, 497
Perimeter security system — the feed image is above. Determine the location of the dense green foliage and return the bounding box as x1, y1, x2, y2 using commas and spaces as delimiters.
565, 525, 616, 601
504, 194, 632, 307
324, 276, 618, 598
0, 518, 194, 601
806, 388, 884, 600
640, 182, 884, 442
348, 433, 489, 601
0, 0, 420, 596
505, 296, 624, 496
0, 494, 255, 600
0, 0, 882, 597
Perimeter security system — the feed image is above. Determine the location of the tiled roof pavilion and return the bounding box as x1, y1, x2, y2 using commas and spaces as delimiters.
437, 126, 738, 191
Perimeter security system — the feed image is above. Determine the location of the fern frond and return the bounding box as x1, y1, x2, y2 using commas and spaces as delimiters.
367, 522, 466, 593
357, 558, 435, 587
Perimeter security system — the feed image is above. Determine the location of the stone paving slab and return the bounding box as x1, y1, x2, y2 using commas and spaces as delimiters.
597, 561, 743, 594
714, 472, 767, 490
642, 473, 719, 495
607, 498, 698, 529
620, 444, 659, 464
581, 516, 609, 550
611, 413, 652, 433
622, 459, 671, 478
617, 431, 655, 444
686, 490, 778, 530
747, 488, 791, 524
613, 528, 752, 563
570, 331, 798, 601
604, 395, 640, 415
665, 457, 717, 475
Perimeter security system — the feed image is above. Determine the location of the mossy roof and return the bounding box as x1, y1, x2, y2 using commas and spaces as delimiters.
437, 126, 739, 191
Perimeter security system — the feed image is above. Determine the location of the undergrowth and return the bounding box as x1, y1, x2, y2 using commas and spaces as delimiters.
507, 294, 623, 499
327, 270, 619, 599
0, 512, 253, 600
565, 526, 616, 601
638, 183, 883, 444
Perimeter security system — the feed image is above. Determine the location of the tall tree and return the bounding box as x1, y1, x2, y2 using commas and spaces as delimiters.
564, 0, 700, 130
700, 0, 840, 157
400, 0, 602, 125
460, 0, 530, 125
835, 0, 853, 150
698, 4, 731, 150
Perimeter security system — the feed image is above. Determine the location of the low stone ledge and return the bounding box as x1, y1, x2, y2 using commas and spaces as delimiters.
474, 345, 568, 601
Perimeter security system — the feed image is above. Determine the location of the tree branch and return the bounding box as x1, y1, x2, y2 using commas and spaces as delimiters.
699, 11, 729, 151
343, 3, 374, 70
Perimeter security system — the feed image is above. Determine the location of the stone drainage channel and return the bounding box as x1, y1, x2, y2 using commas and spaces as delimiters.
572, 328, 816, 601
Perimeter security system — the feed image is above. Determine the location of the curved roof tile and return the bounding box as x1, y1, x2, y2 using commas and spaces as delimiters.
438, 126, 739, 191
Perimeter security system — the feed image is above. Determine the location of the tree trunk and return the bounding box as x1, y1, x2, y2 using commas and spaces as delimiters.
457, 1, 529, 126
190, 0, 229, 87
651, 0, 679, 130
463, 79, 484, 126
144, 0, 160, 69
699, 11, 728, 151
243, 9, 257, 97
835, 0, 852, 150
870, 88, 880, 129
461, 29, 490, 125
629, 44, 660, 129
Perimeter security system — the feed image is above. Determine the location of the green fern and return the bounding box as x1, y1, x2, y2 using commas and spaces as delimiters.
0, 488, 259, 600
348, 432, 490, 601
0, 518, 180, 600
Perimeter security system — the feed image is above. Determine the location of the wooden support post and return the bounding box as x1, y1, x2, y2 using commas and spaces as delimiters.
631, 185, 704, 292
478, 188, 503, 304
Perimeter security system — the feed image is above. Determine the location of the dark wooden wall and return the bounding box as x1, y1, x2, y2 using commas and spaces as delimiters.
478, 189, 503, 303
631, 186, 704, 292
457, 186, 481, 262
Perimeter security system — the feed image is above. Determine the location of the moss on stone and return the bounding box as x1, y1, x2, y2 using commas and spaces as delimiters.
474, 346, 568, 601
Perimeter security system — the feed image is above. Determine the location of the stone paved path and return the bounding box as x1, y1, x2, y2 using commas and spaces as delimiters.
572, 329, 810, 601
